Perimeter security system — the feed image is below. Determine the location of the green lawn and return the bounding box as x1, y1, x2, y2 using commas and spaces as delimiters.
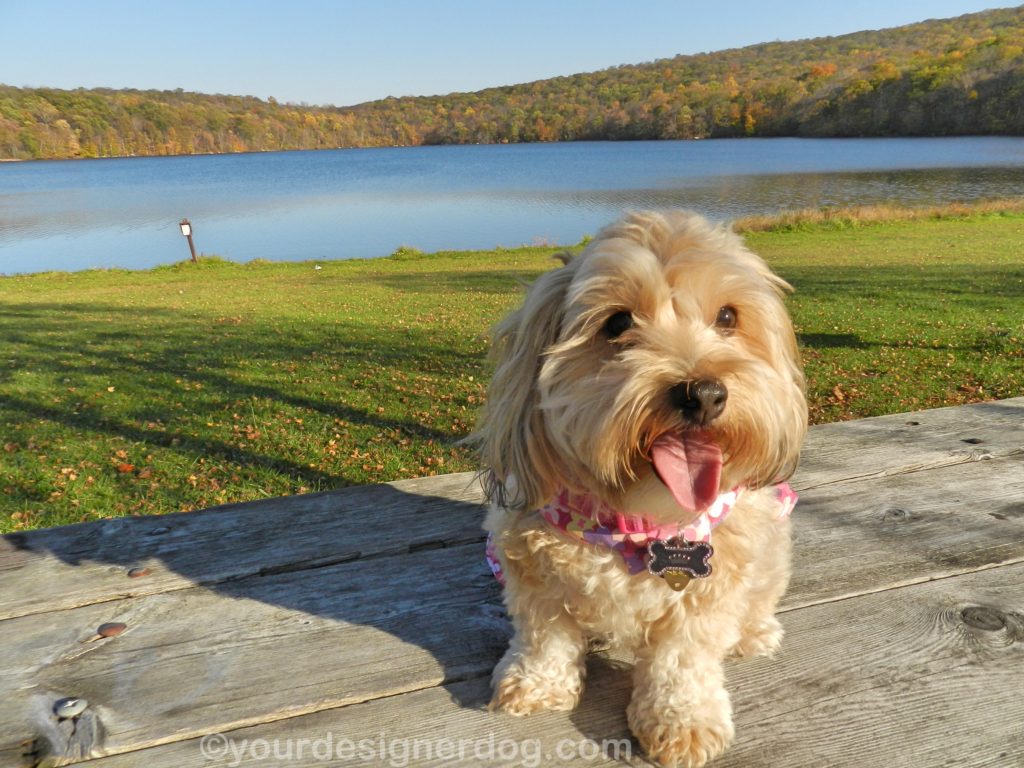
2, 212, 1022, 532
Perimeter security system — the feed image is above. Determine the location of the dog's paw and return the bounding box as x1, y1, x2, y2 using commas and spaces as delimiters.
630, 713, 734, 768
489, 671, 582, 716
729, 616, 784, 660
628, 681, 734, 768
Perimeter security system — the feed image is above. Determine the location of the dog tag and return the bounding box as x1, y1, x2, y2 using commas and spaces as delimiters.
663, 570, 692, 591
646, 538, 714, 591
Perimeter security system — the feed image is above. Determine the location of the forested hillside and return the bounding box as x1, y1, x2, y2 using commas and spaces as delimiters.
3, 6, 1023, 160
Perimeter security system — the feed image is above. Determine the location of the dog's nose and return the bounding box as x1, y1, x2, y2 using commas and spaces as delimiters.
670, 379, 728, 426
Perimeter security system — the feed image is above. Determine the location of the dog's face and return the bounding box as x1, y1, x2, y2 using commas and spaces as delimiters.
479, 211, 807, 519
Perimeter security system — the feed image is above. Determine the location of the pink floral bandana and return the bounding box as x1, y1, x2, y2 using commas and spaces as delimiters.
486, 483, 797, 585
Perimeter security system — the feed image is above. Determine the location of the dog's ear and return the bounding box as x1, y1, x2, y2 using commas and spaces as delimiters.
756, 281, 808, 489
765, 343, 808, 487
475, 260, 575, 510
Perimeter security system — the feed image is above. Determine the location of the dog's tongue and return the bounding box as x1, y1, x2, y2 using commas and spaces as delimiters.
650, 432, 723, 512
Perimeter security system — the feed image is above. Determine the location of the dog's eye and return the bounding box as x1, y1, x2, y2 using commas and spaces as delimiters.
604, 311, 634, 339
715, 306, 738, 332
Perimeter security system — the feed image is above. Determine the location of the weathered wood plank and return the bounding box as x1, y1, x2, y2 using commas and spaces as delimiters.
1, 398, 1020, 622
722, 561, 1024, 768
795, 396, 1023, 489
788, 451, 1024, 609
76, 562, 1024, 768
71, 671, 629, 768
0, 472, 486, 621
2, 452, 1021, 765
0, 543, 507, 766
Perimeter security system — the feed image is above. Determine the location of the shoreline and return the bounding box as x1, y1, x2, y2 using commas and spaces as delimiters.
2, 133, 1022, 164
733, 197, 1024, 232
3, 198, 1023, 280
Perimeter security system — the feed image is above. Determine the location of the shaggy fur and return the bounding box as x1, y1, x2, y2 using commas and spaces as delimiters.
474, 211, 808, 767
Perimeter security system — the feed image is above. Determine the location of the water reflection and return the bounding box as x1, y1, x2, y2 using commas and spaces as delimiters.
2, 138, 1024, 274
528, 166, 1024, 219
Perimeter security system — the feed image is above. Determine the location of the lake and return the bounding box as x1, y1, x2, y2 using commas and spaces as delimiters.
2, 137, 1024, 275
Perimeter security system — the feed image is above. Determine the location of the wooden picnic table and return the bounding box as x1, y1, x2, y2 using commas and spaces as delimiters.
2, 398, 1022, 768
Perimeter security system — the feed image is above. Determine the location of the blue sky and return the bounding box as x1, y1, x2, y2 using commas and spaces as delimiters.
0, 1, 1012, 107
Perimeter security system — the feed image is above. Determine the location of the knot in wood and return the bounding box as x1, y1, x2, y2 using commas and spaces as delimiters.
961, 605, 1007, 632
882, 508, 910, 522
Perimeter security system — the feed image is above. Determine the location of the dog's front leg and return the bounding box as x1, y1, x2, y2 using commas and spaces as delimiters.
489, 582, 587, 716
628, 632, 734, 768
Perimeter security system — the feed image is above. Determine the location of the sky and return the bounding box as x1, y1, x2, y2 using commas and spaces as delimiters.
0, 0, 1014, 107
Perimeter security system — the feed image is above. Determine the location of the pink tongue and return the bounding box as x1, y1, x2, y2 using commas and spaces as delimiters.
650, 432, 723, 512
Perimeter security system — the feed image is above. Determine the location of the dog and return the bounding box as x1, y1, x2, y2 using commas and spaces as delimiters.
475, 210, 807, 767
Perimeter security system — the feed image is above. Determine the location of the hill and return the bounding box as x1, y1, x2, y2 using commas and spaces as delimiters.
2, 6, 1023, 160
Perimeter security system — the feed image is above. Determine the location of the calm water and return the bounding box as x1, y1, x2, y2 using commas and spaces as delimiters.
2, 137, 1024, 275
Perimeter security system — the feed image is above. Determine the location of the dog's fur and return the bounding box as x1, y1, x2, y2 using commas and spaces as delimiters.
474, 211, 807, 767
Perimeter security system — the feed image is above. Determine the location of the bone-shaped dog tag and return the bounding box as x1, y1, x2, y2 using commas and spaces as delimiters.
646, 539, 714, 590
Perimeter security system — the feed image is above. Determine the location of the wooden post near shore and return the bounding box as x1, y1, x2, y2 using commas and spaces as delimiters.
178, 219, 198, 263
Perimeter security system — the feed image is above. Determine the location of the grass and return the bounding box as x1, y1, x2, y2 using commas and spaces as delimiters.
2, 206, 1022, 532
734, 197, 1024, 232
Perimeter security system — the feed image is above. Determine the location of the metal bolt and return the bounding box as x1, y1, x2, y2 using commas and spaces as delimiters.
54, 697, 88, 719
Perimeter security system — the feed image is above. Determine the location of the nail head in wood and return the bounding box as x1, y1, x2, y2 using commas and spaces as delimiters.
54, 697, 88, 719
98, 622, 127, 638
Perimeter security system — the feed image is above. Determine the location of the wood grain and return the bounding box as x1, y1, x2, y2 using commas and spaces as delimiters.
77, 561, 1024, 768
0, 472, 486, 621
794, 396, 1023, 490
786, 452, 1024, 609
3, 452, 1021, 764
0, 543, 507, 765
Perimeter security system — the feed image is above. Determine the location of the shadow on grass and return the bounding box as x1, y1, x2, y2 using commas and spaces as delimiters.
784, 262, 1024, 302
0, 301, 488, 520
0, 301, 480, 424
2, 393, 337, 486
369, 267, 550, 296
798, 333, 871, 350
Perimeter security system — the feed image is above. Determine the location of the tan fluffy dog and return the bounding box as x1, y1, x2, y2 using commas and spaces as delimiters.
475, 211, 807, 767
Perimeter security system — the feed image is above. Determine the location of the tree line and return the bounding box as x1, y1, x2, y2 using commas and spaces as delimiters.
2, 6, 1022, 161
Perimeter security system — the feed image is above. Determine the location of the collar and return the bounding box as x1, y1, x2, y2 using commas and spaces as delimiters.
484, 483, 797, 589
537, 485, 745, 575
